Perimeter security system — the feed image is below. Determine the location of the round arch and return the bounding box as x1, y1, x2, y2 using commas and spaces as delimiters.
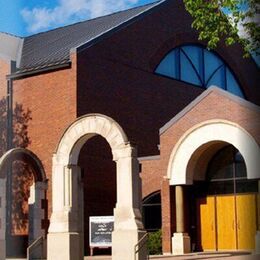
0, 148, 47, 259
0, 147, 46, 181
167, 120, 260, 185
47, 114, 146, 260
55, 113, 128, 165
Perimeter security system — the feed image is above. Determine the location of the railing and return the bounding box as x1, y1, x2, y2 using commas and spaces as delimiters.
27, 236, 45, 260
134, 232, 149, 260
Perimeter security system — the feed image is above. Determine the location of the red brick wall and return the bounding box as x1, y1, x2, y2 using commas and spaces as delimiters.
0, 59, 9, 99
0, 59, 9, 156
11, 54, 77, 215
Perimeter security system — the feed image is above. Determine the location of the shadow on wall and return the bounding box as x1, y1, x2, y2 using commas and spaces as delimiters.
0, 97, 33, 256
0, 97, 32, 156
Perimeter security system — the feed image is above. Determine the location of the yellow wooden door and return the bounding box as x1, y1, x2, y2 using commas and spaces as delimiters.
236, 194, 257, 250
216, 195, 236, 250
197, 196, 216, 250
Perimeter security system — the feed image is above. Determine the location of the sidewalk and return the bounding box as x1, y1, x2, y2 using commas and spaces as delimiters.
84, 251, 259, 260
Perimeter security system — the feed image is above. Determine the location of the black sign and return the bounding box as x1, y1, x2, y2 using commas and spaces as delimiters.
89, 216, 114, 247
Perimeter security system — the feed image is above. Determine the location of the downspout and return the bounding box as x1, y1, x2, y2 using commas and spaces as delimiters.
6, 61, 14, 249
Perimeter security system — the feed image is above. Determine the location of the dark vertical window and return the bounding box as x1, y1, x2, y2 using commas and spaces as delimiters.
142, 192, 162, 231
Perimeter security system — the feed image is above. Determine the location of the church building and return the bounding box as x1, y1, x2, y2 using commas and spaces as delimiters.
0, 0, 259, 259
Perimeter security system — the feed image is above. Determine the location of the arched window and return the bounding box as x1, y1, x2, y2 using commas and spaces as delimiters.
142, 192, 161, 231
155, 45, 244, 98
202, 145, 258, 195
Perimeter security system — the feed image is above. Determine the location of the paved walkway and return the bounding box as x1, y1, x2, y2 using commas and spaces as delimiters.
7, 251, 260, 260
84, 251, 259, 260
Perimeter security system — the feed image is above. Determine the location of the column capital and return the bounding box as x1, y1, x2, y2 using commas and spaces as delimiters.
112, 143, 137, 161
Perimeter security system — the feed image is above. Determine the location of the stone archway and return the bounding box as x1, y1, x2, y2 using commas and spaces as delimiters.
47, 114, 146, 260
167, 120, 260, 185
0, 148, 47, 260
166, 120, 260, 255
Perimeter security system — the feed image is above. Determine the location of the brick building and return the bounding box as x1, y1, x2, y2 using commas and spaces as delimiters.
0, 0, 259, 259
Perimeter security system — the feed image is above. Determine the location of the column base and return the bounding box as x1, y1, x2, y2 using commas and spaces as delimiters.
256, 231, 260, 254
112, 229, 147, 260
0, 239, 5, 260
172, 233, 191, 255
47, 232, 83, 260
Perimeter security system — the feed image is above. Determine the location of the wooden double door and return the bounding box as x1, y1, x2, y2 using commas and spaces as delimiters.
197, 194, 258, 251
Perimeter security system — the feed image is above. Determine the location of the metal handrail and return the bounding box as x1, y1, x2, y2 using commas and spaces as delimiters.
27, 236, 44, 260
134, 232, 149, 260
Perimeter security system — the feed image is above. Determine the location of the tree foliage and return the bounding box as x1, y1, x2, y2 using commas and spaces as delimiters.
183, 0, 260, 57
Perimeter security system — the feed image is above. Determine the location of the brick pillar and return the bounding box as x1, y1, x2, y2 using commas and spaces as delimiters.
28, 181, 48, 244
161, 177, 172, 254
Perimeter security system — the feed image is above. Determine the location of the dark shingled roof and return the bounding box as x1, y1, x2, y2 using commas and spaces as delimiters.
17, 0, 164, 74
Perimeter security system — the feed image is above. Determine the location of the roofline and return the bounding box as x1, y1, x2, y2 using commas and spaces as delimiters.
7, 0, 167, 78
159, 86, 260, 135
72, 0, 167, 54
0, 31, 23, 39
6, 61, 71, 80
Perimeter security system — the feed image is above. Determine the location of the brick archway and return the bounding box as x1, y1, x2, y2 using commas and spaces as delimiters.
0, 148, 47, 260
47, 114, 146, 260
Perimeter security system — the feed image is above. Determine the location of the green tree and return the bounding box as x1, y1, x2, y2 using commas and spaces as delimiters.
183, 0, 259, 57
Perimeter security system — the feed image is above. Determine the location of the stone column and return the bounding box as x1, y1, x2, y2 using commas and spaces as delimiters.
172, 185, 190, 255
47, 163, 83, 260
256, 180, 260, 253
161, 177, 172, 254
112, 144, 147, 260
0, 178, 6, 260
176, 186, 184, 233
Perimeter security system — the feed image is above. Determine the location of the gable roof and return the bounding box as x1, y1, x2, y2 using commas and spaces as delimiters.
14, 0, 165, 75
159, 86, 260, 135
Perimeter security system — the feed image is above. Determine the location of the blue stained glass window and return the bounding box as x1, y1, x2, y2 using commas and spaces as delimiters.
206, 66, 226, 89
156, 50, 177, 78
155, 45, 245, 98
226, 68, 244, 97
180, 50, 201, 86
204, 50, 223, 83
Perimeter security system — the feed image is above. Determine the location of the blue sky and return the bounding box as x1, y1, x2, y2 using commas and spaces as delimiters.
0, 0, 157, 37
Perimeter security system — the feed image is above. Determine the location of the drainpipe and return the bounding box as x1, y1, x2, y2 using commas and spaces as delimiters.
6, 61, 14, 247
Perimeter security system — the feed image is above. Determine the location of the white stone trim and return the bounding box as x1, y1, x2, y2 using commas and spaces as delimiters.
55, 114, 128, 165
167, 120, 260, 185
48, 114, 146, 260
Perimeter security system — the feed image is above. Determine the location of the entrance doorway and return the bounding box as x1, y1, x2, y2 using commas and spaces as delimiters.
78, 135, 116, 256
194, 145, 258, 251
